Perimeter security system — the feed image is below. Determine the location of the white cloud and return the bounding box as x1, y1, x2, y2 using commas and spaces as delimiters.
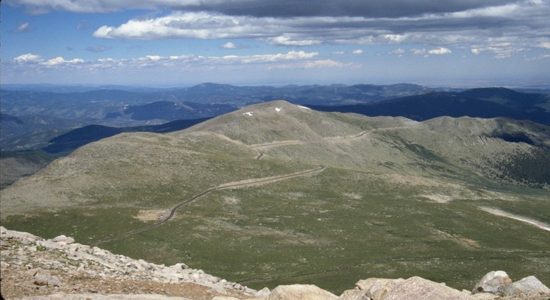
93, 12, 272, 40
98, 58, 115, 62
229, 50, 319, 64
14, 53, 43, 63
428, 47, 452, 55
279, 50, 318, 60
332, 51, 345, 55
539, 42, 550, 49
444, 3, 520, 19
383, 34, 407, 43
10, 50, 322, 74
81, 1, 550, 59
265, 59, 359, 70
221, 42, 237, 49
352, 49, 363, 55
143, 55, 162, 61
43, 57, 85, 66
469, 38, 527, 59
13, 54, 85, 67
267, 36, 322, 46
9, 50, 327, 74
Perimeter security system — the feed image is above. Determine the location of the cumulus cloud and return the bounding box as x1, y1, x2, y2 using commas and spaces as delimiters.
428, 47, 452, 55
14, 53, 43, 63
219, 42, 251, 49
405, 47, 452, 56
352, 49, 363, 55
13, 53, 85, 67
221, 42, 237, 49
9, 50, 330, 73
93, 12, 271, 40
92, 12, 330, 46
219, 50, 319, 64
42, 57, 85, 66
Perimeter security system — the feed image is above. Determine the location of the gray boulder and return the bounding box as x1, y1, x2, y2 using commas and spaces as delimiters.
509, 275, 550, 296
255, 287, 272, 298
338, 289, 368, 300
357, 278, 405, 300
33, 272, 61, 287
52, 235, 75, 245
471, 271, 512, 296
381, 276, 475, 300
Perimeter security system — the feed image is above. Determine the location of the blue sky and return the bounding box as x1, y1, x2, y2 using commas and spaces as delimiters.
2, 0, 550, 87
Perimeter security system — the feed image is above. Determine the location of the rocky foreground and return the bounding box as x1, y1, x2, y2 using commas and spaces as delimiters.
2, 226, 549, 300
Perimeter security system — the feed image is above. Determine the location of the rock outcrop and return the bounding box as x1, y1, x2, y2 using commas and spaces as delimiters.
267, 285, 337, 300
472, 270, 550, 298
472, 270, 513, 295
2, 227, 550, 300
1, 226, 255, 299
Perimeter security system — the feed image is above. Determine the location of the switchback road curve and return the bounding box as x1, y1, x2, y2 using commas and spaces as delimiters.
90, 165, 325, 246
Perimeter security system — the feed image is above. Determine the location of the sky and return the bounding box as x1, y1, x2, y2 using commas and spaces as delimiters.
2, 0, 550, 87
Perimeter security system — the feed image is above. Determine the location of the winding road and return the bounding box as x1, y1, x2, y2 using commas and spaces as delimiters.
90, 165, 325, 246
90, 126, 413, 245
90, 127, 401, 245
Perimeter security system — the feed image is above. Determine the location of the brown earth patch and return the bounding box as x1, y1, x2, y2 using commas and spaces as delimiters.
134, 210, 168, 221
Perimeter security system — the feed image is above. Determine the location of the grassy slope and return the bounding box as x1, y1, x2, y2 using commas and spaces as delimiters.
2, 101, 550, 293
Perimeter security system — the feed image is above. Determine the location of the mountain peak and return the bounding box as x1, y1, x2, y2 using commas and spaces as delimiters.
182, 100, 362, 145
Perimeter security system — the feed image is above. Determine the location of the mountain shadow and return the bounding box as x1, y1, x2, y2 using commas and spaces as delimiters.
42, 117, 211, 154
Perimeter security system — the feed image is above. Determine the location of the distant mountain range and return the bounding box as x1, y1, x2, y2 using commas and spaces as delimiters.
1, 83, 431, 122
309, 87, 550, 125
2, 85, 549, 153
